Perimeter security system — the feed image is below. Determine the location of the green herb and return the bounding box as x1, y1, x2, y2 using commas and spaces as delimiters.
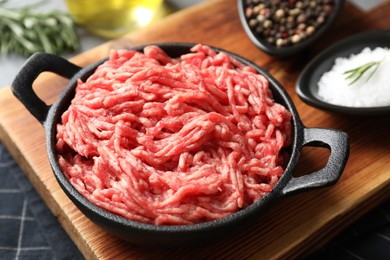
343, 60, 382, 85
0, 0, 79, 56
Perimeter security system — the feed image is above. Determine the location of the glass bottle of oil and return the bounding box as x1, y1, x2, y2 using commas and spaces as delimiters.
65, 0, 163, 38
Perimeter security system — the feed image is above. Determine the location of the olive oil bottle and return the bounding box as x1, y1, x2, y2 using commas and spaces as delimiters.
65, 0, 163, 38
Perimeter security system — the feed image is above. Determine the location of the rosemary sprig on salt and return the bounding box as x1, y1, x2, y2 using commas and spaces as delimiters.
343, 60, 382, 85
317, 47, 390, 107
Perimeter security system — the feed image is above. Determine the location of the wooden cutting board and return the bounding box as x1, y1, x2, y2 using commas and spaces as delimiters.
1, 0, 390, 258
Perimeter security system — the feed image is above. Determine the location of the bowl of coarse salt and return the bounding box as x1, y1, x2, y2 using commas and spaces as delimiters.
296, 29, 390, 116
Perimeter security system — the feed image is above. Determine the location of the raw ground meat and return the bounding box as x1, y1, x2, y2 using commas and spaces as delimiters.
56, 44, 292, 225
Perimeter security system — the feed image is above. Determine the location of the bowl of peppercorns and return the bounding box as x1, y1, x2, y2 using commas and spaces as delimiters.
238, 0, 345, 57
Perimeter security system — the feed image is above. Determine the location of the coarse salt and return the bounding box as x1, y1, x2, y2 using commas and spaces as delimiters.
318, 47, 390, 107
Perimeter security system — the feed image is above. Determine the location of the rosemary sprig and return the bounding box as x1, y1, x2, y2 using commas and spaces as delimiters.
0, 0, 79, 56
343, 60, 382, 85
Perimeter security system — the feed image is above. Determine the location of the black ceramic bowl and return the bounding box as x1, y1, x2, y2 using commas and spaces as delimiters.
296, 29, 390, 116
11, 43, 349, 248
237, 0, 345, 57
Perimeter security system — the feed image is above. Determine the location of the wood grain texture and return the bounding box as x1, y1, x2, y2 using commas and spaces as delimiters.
1, 0, 390, 259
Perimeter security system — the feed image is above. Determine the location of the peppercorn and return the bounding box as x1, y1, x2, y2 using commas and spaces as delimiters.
249, 19, 258, 27
297, 13, 306, 23
291, 34, 301, 43
275, 8, 285, 19
245, 0, 335, 48
306, 25, 315, 35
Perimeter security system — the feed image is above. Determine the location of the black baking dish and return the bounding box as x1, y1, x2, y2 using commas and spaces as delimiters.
11, 43, 349, 248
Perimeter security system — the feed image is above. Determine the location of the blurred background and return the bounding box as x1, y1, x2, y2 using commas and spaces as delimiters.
0, 0, 206, 87
0, 0, 385, 87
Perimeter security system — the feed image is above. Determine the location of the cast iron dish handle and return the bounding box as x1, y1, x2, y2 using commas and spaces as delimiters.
12, 52, 82, 124
281, 127, 349, 196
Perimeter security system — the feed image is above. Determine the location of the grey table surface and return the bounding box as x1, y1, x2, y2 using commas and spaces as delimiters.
0, 0, 384, 88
